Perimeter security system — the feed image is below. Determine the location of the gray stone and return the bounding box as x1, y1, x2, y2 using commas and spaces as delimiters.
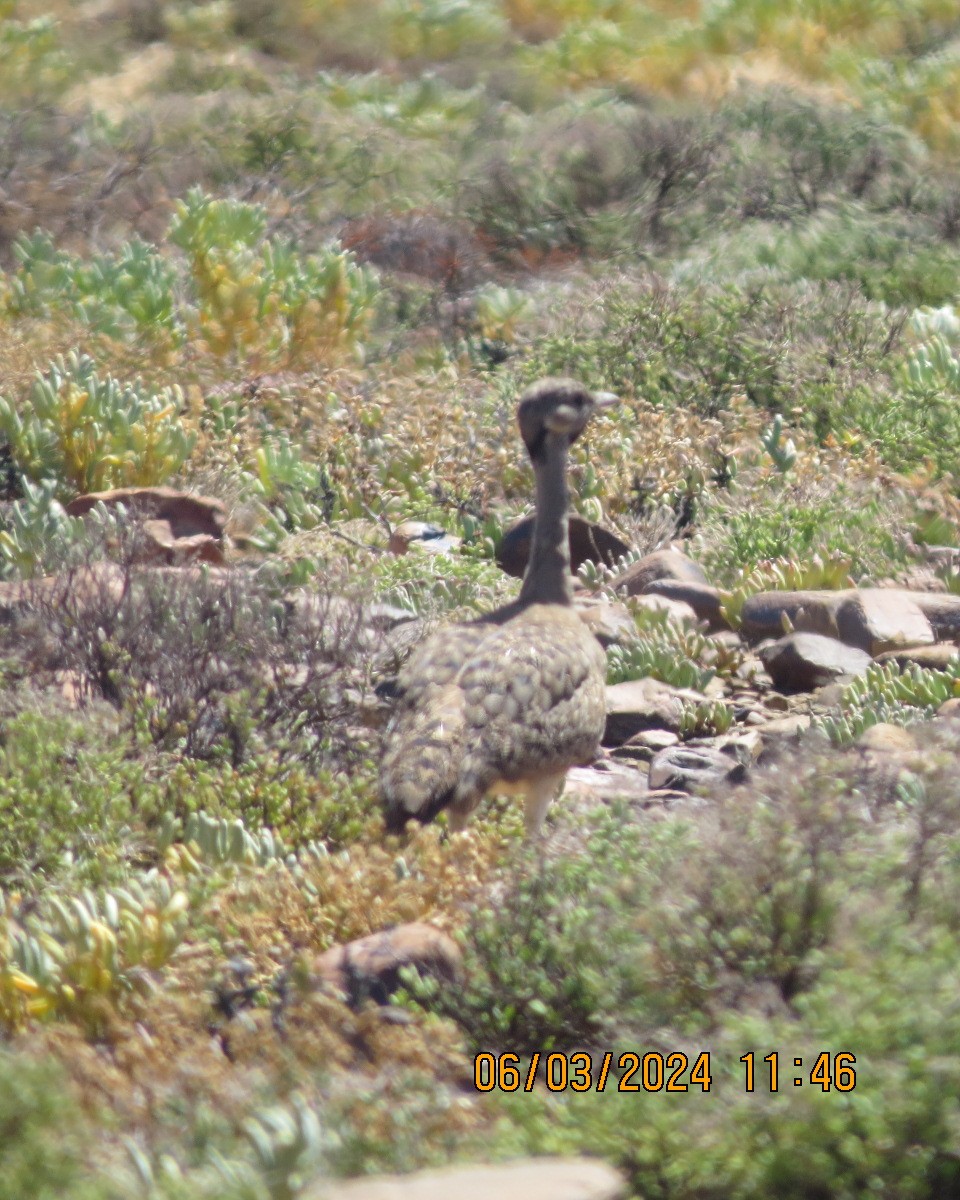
648, 743, 747, 792
311, 1158, 625, 1200
564, 760, 649, 803
759, 632, 872, 692
603, 677, 709, 745
835, 591, 934, 655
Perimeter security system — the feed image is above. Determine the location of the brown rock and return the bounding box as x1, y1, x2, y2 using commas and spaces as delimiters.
66, 486, 228, 565
643, 579, 727, 630
615, 548, 707, 595
936, 697, 960, 720
740, 590, 844, 644
908, 591, 960, 640
875, 643, 960, 671
759, 632, 872, 692
835, 591, 934, 656
312, 923, 461, 1006
603, 677, 709, 745
312, 1159, 625, 1200
497, 515, 630, 578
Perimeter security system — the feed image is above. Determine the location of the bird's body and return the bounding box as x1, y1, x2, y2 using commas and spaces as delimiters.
380, 378, 615, 836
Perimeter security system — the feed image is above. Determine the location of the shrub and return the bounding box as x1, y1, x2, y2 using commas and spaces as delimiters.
169, 187, 379, 363
0, 351, 194, 498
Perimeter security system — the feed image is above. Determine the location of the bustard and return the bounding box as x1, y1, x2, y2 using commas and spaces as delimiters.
381, 378, 617, 837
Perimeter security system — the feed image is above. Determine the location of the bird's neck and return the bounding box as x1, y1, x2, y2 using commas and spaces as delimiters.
518, 436, 573, 607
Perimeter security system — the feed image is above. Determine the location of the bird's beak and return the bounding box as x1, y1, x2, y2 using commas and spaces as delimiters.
591, 390, 619, 411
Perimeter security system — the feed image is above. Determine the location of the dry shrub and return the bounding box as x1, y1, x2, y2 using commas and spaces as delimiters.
5, 528, 370, 767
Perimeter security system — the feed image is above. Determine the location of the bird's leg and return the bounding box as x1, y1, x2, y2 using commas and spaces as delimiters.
447, 807, 471, 834
523, 772, 566, 839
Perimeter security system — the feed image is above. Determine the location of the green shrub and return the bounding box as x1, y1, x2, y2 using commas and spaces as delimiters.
169, 187, 379, 362
0, 1051, 108, 1200
0, 351, 194, 498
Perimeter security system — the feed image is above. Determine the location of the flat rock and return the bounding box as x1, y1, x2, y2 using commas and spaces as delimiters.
66, 486, 227, 565
574, 598, 637, 646
908, 591, 960, 640
740, 590, 844, 644
644, 580, 727, 629
648, 743, 747, 792
759, 632, 872, 692
312, 1159, 625, 1200
629, 592, 699, 626
612, 728, 679, 762
603, 677, 709, 745
312, 923, 461, 1007
615, 548, 707, 595
875, 643, 960, 671
752, 713, 811, 738
835, 591, 934, 655
497, 515, 630, 579
563, 760, 649, 803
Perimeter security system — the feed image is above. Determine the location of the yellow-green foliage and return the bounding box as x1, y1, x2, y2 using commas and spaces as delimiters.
818, 659, 960, 745
0, 350, 194, 497
169, 188, 379, 364
0, 875, 189, 1033
720, 551, 854, 629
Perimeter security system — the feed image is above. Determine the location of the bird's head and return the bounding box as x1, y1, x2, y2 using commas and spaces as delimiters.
517, 377, 619, 460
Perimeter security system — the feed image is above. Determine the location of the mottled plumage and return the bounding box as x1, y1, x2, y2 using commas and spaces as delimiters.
380, 378, 616, 836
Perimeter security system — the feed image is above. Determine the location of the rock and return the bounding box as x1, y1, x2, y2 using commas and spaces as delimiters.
740, 590, 844, 644
752, 713, 811, 738
615, 548, 707, 595
573, 598, 637, 646
875, 643, 960, 671
759, 633, 872, 692
66, 486, 228, 565
908, 591, 960, 640
312, 923, 461, 1006
312, 1158, 625, 1200
563, 760, 649, 804
603, 677, 709, 745
497, 515, 630, 579
854, 722, 920, 804
936, 697, 960, 720
388, 521, 461, 556
835, 591, 934, 655
612, 728, 679, 762
648, 743, 747, 792
628, 592, 699, 626
643, 580, 727, 630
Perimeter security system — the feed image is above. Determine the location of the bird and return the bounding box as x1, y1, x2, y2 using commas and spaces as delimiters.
380, 377, 618, 837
